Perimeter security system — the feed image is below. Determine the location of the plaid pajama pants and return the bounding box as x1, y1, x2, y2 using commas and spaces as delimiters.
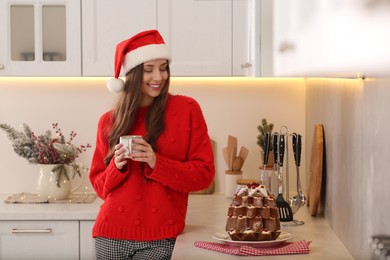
95, 237, 176, 260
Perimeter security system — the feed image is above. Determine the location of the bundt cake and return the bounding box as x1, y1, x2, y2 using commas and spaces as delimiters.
225, 182, 281, 241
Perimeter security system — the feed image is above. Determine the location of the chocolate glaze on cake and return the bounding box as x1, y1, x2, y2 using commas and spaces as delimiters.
225, 183, 281, 241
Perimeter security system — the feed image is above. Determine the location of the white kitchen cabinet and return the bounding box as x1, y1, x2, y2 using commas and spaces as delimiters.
273, 0, 390, 77
158, 0, 253, 76
158, 0, 244, 76
1, 0, 254, 77
273, 0, 320, 77
0, 0, 81, 76
83, 0, 252, 77
0, 221, 79, 260
81, 0, 157, 76
233, 0, 252, 76
0, 194, 100, 259
227, 0, 257, 76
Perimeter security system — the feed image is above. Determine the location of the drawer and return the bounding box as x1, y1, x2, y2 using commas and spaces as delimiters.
0, 220, 79, 260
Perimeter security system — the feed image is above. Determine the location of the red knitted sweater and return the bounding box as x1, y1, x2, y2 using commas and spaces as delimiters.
89, 94, 215, 241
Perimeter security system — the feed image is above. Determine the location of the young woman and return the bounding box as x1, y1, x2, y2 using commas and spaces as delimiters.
89, 30, 215, 259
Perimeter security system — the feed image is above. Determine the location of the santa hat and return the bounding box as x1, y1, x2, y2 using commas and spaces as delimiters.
107, 30, 171, 93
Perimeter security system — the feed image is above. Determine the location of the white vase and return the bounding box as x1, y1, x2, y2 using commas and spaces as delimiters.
36, 164, 73, 200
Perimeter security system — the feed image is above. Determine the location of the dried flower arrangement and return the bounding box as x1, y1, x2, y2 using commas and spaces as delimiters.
0, 123, 91, 187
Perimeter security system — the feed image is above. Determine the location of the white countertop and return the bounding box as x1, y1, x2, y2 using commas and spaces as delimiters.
172, 194, 354, 260
0, 194, 102, 221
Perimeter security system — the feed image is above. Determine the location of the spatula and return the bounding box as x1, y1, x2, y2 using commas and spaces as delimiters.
276, 134, 293, 222
222, 147, 229, 168
227, 135, 237, 170
238, 146, 249, 163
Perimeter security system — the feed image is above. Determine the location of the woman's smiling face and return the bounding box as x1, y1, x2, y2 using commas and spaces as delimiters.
140, 59, 169, 106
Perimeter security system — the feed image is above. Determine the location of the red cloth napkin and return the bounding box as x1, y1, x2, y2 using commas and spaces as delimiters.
194, 240, 311, 256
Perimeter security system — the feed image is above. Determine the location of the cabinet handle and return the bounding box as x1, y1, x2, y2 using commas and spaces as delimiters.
278, 42, 295, 53
241, 63, 252, 69
12, 228, 52, 234
0, 64, 4, 70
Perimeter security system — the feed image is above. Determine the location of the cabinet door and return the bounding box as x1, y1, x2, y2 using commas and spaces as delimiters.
273, 0, 318, 76
82, 0, 157, 76
0, 0, 81, 76
311, 0, 390, 77
158, 0, 232, 76
80, 221, 95, 260
0, 221, 79, 260
232, 0, 253, 76
273, 0, 390, 77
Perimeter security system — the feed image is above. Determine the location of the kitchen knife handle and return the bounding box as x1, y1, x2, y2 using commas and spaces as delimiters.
263, 133, 271, 166
292, 133, 302, 167
273, 133, 278, 164
278, 134, 285, 167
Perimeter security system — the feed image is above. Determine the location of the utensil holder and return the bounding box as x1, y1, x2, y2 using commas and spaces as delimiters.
225, 170, 242, 198
259, 166, 277, 196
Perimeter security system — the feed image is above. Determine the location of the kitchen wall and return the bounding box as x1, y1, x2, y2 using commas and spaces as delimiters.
0, 77, 306, 196
305, 77, 390, 260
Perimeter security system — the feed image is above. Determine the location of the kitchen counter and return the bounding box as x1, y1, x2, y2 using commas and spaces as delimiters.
0, 193, 354, 259
0, 193, 102, 221
172, 194, 354, 260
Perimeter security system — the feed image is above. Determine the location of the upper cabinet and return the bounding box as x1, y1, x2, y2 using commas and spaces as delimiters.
81, 0, 157, 76
83, 0, 251, 77
273, 0, 390, 77
157, 0, 251, 76
1, 0, 253, 77
0, 0, 81, 76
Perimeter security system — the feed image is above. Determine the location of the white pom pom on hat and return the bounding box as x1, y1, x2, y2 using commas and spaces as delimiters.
107, 78, 125, 93
107, 29, 171, 93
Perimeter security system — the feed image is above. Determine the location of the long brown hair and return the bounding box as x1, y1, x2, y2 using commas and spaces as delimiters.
104, 63, 170, 165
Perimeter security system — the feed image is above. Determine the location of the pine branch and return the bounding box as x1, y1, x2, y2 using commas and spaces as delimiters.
256, 118, 274, 151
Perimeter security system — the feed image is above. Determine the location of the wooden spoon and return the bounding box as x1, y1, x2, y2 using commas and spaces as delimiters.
232, 156, 244, 171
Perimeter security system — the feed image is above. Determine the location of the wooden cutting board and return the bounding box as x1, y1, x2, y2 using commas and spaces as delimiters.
307, 124, 324, 216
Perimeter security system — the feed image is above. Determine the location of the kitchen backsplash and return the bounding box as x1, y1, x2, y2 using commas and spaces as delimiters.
0, 77, 306, 195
